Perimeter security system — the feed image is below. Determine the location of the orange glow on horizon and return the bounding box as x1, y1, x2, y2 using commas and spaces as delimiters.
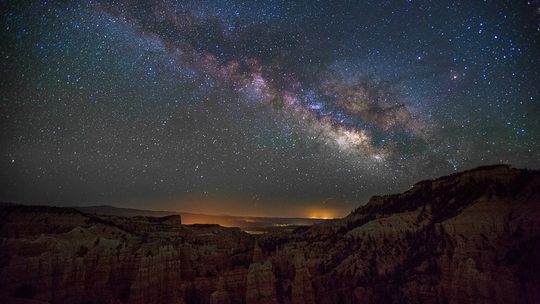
307, 209, 336, 220
131, 194, 349, 219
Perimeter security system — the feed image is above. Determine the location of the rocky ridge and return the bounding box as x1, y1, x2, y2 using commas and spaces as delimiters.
0, 165, 539, 303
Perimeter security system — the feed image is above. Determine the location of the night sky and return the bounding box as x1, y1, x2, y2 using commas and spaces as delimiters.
1, 1, 539, 217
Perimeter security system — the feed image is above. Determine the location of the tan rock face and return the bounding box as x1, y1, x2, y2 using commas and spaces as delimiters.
291, 253, 314, 304
245, 261, 278, 304
1, 165, 539, 304
245, 243, 278, 304
257, 165, 540, 304
0, 208, 253, 304
210, 277, 230, 304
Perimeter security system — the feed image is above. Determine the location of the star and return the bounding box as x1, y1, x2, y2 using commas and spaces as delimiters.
0, 0, 538, 217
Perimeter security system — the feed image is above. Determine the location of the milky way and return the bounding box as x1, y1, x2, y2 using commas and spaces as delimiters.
1, 1, 539, 216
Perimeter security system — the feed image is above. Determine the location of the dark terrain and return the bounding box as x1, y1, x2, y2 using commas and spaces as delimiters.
74, 205, 326, 233
0, 165, 539, 303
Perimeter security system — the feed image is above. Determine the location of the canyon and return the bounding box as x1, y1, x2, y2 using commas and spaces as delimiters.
1, 165, 539, 303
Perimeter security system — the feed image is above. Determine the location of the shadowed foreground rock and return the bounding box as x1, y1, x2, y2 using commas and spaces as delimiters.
1, 165, 539, 303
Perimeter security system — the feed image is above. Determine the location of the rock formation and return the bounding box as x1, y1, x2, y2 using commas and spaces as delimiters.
0, 165, 539, 303
245, 243, 278, 304
0, 208, 252, 304
291, 253, 315, 304
210, 277, 230, 304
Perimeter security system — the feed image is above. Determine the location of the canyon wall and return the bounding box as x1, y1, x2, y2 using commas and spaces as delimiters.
1, 165, 539, 303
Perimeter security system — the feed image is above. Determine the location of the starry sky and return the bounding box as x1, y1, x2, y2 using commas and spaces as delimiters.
1, 0, 539, 217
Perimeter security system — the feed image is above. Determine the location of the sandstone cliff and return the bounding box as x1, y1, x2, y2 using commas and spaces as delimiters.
1, 165, 538, 303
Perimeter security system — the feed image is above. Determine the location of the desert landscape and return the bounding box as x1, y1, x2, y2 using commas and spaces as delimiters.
1, 165, 539, 303
2, 0, 539, 303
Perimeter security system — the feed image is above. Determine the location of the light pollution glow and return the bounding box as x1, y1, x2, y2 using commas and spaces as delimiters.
125, 195, 349, 219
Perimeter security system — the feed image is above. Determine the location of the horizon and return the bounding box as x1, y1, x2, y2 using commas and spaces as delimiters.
1, 1, 539, 217
1, 198, 344, 219
3, 163, 533, 220
1, 2, 539, 302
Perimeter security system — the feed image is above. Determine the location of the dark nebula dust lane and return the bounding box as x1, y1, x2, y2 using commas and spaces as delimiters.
1, 1, 539, 216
